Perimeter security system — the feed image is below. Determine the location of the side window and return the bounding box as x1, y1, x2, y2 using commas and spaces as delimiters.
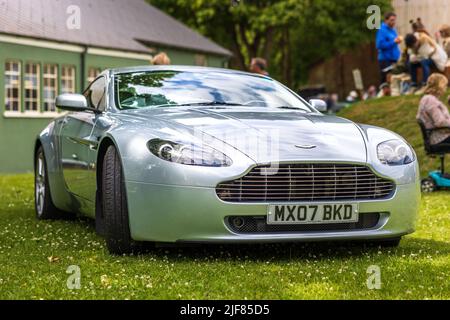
84, 77, 106, 111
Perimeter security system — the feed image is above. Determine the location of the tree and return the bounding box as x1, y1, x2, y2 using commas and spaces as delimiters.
149, 0, 391, 88
290, 0, 392, 85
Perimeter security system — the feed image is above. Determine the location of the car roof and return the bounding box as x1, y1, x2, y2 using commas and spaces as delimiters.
107, 65, 271, 79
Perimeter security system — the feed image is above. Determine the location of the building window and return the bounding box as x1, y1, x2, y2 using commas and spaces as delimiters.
195, 54, 207, 67
61, 66, 76, 94
87, 67, 102, 84
4, 60, 21, 112
43, 64, 58, 112
24, 63, 40, 112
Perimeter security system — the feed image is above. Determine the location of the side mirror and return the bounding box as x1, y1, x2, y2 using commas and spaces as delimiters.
56, 94, 98, 113
309, 99, 328, 112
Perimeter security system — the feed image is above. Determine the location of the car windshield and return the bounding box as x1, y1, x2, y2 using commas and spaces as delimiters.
114, 70, 313, 112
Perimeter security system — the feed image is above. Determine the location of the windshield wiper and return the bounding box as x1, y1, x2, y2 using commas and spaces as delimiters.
176, 101, 244, 107
277, 106, 310, 112
148, 101, 244, 109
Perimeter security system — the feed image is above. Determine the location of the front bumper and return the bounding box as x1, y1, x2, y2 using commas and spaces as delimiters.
125, 180, 420, 243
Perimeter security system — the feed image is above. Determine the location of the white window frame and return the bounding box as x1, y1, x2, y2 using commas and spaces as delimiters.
3, 111, 63, 118
4, 60, 21, 113
43, 64, 58, 113
61, 65, 76, 94
24, 62, 41, 113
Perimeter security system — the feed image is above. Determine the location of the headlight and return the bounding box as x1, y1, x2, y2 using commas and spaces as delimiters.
147, 139, 232, 167
377, 139, 415, 166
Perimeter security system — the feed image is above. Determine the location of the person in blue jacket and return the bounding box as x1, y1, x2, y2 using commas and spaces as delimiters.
376, 12, 402, 84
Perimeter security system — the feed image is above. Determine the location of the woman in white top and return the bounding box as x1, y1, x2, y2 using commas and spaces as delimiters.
405, 33, 448, 87
436, 24, 450, 61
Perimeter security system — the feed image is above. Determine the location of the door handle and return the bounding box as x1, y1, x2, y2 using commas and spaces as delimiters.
67, 136, 98, 150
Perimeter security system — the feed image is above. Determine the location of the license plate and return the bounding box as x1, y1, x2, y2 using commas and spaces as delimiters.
267, 204, 359, 225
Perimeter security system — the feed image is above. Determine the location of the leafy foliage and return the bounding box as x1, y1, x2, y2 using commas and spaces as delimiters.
149, 0, 391, 87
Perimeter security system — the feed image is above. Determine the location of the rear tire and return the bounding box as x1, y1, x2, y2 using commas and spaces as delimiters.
102, 145, 136, 255
35, 146, 69, 220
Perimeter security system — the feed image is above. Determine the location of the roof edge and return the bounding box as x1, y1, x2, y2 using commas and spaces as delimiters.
136, 38, 233, 58
0, 32, 154, 56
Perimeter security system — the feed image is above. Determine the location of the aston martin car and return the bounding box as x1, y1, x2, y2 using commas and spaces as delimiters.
34, 66, 420, 254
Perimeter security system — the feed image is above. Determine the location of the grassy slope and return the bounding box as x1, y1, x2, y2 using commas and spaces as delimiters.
338, 95, 450, 177
0, 175, 449, 300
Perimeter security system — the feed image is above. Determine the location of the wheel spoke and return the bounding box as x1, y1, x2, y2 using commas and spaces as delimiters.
35, 153, 46, 215
38, 157, 44, 178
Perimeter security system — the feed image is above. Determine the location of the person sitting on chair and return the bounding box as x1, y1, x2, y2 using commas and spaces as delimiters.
417, 73, 450, 146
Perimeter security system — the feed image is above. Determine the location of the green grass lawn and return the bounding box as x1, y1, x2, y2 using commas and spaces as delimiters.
0, 174, 449, 300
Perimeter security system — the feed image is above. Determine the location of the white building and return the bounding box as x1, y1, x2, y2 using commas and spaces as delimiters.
393, 0, 450, 36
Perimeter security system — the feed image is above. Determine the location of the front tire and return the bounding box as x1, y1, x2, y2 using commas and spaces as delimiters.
102, 145, 136, 255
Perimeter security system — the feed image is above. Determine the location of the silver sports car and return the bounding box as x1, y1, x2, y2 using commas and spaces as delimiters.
35, 66, 420, 254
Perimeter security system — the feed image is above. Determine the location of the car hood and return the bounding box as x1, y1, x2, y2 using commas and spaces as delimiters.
120, 107, 367, 164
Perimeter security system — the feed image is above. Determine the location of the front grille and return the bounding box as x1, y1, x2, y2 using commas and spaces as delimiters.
216, 164, 395, 203
226, 213, 381, 234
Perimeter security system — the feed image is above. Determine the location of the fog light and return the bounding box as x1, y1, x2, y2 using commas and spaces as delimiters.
232, 217, 245, 229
